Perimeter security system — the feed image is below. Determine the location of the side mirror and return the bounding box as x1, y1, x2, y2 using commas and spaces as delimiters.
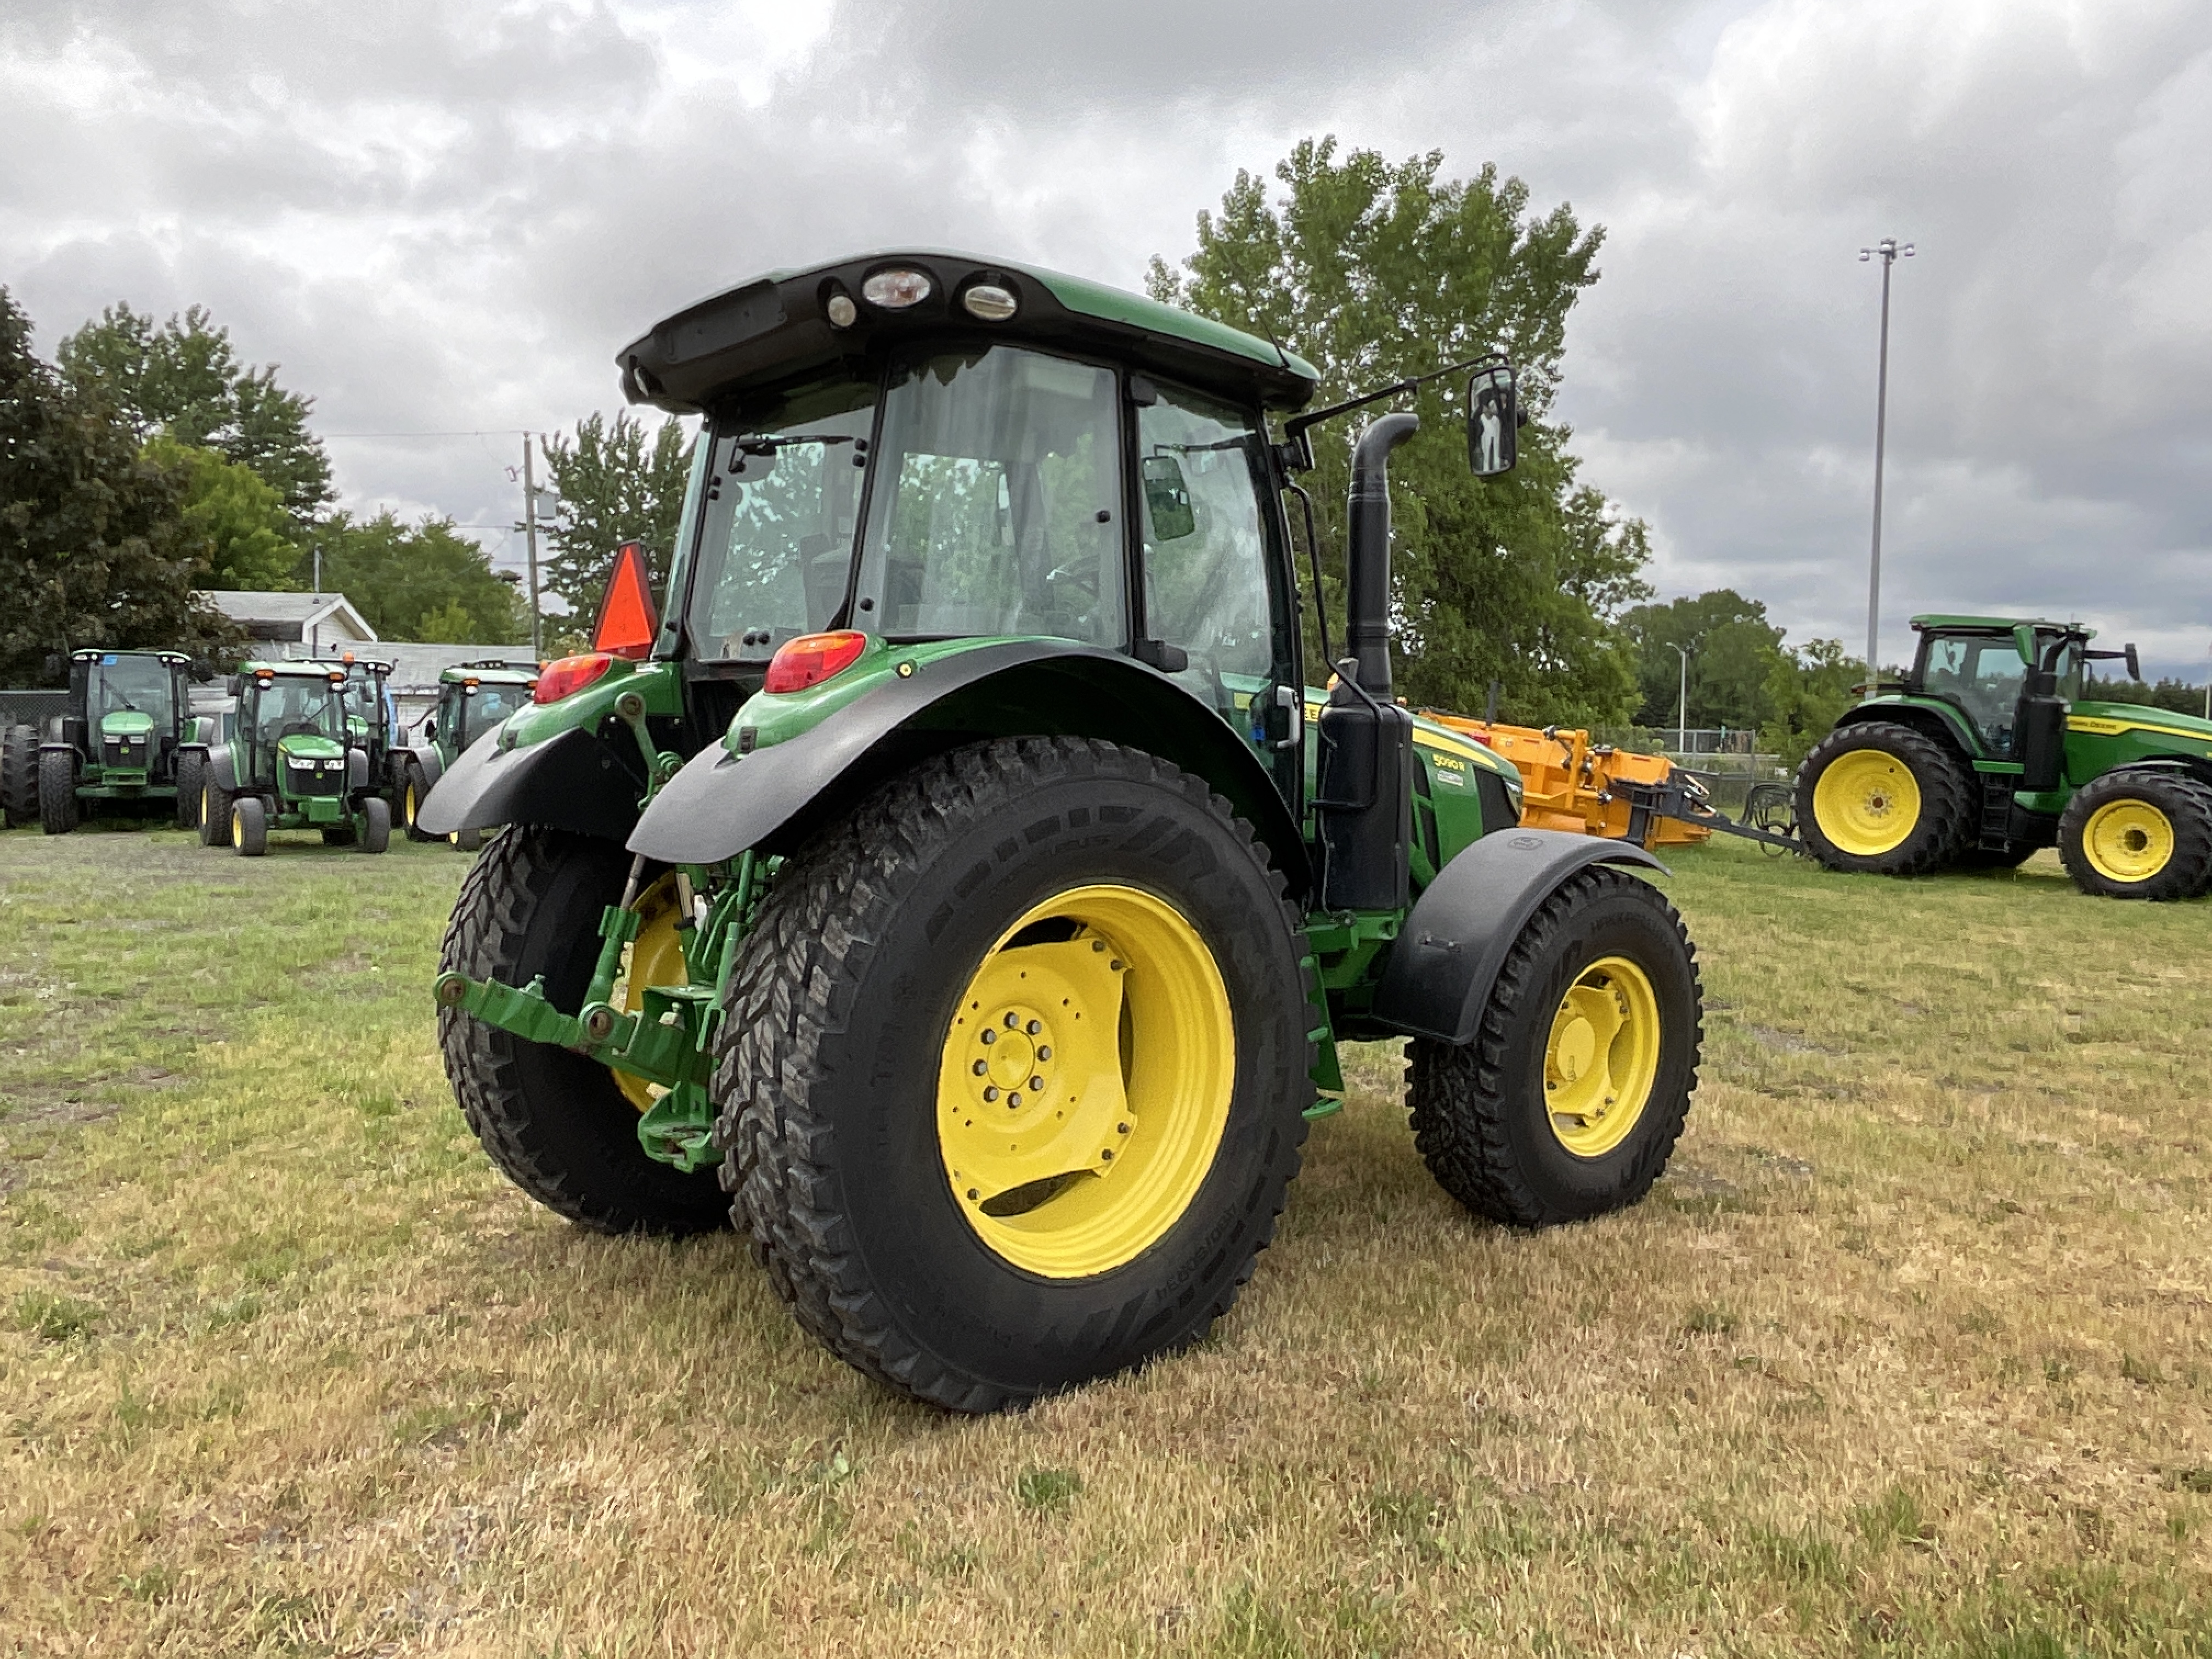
1139, 455, 1197, 541
1467, 365, 1519, 477
2125, 642, 2141, 681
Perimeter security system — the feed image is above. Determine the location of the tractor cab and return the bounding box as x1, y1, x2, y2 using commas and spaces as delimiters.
1901, 617, 2096, 760
196, 661, 392, 856
236, 663, 352, 797
427, 662, 537, 764
323, 653, 396, 772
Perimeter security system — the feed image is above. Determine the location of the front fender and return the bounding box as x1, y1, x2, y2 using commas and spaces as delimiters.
628, 642, 1311, 897
1369, 828, 1668, 1044
207, 747, 240, 794
416, 723, 644, 842
398, 742, 445, 792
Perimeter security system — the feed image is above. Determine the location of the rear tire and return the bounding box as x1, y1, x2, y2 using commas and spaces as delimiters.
1407, 866, 1702, 1228
1794, 722, 1973, 875
2057, 770, 2212, 901
231, 796, 267, 856
198, 774, 233, 847
437, 827, 727, 1235
173, 751, 205, 831
712, 737, 1314, 1413
37, 749, 80, 836
1, 724, 37, 827
402, 764, 437, 842
359, 797, 391, 854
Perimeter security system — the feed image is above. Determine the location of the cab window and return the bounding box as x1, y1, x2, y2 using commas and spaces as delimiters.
1921, 635, 2027, 751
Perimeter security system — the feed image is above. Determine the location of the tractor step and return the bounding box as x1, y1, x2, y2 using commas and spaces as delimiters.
1976, 774, 2016, 850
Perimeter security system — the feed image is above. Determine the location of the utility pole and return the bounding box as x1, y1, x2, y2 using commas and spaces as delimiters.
1671, 642, 1691, 753
521, 433, 544, 662
1859, 236, 1914, 700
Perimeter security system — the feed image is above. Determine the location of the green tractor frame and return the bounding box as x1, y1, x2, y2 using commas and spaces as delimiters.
422, 251, 1706, 1411
191, 659, 392, 856
1791, 616, 2212, 899
14, 650, 204, 836
393, 659, 540, 847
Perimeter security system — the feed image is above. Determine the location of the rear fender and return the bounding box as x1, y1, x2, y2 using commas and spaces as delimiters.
415, 722, 644, 842
628, 642, 1311, 898
1833, 699, 1977, 763
1369, 828, 1668, 1043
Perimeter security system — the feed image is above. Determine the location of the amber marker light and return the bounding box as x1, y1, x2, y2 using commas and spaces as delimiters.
764, 632, 868, 694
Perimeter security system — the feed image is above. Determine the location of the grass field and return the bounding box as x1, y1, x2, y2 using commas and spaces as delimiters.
2, 822, 2209, 1657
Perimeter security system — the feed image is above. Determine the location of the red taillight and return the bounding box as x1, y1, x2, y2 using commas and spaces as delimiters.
764, 632, 869, 694
533, 653, 614, 704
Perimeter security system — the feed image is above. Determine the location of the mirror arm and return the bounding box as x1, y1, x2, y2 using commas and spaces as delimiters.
1279, 351, 1508, 471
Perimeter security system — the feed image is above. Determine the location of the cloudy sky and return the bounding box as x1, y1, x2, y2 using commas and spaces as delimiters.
5, 0, 2209, 674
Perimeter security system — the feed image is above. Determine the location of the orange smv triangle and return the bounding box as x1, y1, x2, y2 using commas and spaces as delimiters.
592, 541, 659, 660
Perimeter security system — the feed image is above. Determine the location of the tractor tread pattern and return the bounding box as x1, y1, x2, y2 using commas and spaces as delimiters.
1404, 866, 1702, 1228
709, 736, 1314, 1414
1795, 721, 1974, 876
2057, 769, 2212, 901
0, 724, 37, 828
37, 748, 78, 836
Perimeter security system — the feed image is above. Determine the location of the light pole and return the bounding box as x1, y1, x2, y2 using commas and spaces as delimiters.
1671, 642, 1691, 753
1860, 236, 1914, 699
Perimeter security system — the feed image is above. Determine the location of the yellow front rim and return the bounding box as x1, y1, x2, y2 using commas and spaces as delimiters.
612, 876, 688, 1113
2083, 798, 2174, 884
1813, 748, 1922, 856
230, 806, 244, 849
936, 884, 1234, 1280
404, 781, 419, 826
1544, 956, 1661, 1158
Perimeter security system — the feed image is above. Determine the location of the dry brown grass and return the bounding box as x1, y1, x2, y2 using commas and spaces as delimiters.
2, 825, 2208, 1656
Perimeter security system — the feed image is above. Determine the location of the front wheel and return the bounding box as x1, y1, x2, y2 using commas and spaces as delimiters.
198, 774, 233, 847
713, 737, 1314, 1413
402, 764, 437, 842
438, 827, 727, 1235
37, 749, 79, 836
359, 797, 391, 854
231, 796, 268, 856
1408, 866, 1702, 1228
2057, 771, 2212, 900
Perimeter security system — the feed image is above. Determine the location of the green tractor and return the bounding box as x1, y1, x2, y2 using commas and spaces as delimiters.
423, 251, 1706, 1411
1794, 616, 2212, 899
393, 659, 540, 846
195, 659, 392, 856
25, 650, 202, 835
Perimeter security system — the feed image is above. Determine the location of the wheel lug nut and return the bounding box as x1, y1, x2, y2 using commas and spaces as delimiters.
1101, 1148, 1114, 1161
1004, 1012, 1019, 1029
1026, 1019, 1041, 1035
1117, 1122, 1130, 1134
1091, 940, 1105, 952
981, 1029, 995, 1045
1007, 1092, 1022, 1108
1036, 1046, 1051, 1060
966, 1188, 979, 1200
984, 1086, 999, 1102
1029, 1075, 1044, 1092
972, 1060, 988, 1076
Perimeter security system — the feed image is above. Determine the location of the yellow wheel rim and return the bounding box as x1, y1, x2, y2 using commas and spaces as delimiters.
1544, 956, 1661, 1159
612, 875, 688, 1113
230, 805, 244, 849
404, 781, 418, 826
1813, 748, 1922, 856
936, 884, 1234, 1280
2083, 798, 2173, 884
201, 780, 214, 828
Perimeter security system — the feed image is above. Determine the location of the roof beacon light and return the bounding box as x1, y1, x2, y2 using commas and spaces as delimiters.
825, 290, 858, 329
591, 540, 661, 661
962, 282, 1018, 321
861, 268, 933, 310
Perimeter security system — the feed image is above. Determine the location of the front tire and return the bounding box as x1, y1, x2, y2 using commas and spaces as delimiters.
231, 796, 268, 856
1408, 866, 1701, 1228
2057, 771, 2212, 901
1794, 721, 1972, 875
198, 774, 233, 847
437, 827, 728, 1235
713, 737, 1314, 1413
37, 749, 80, 835
2, 725, 39, 827
359, 797, 391, 854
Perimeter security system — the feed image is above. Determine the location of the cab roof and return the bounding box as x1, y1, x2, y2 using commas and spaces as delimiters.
1911, 613, 2092, 637
241, 660, 345, 679
440, 663, 537, 684
617, 250, 1321, 417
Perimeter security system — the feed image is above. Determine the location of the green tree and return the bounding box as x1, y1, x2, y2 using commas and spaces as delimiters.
306, 511, 523, 644
1149, 137, 1649, 724
0, 289, 238, 685
534, 411, 693, 624
1618, 589, 1785, 731
1760, 638, 1863, 769
413, 599, 478, 644
57, 303, 332, 520
2084, 674, 2208, 716
143, 436, 301, 591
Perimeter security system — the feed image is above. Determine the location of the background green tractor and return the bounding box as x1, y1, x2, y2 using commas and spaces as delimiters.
24, 650, 202, 835
1795, 615, 2212, 898
422, 251, 1706, 1412
393, 659, 539, 847
194, 660, 391, 857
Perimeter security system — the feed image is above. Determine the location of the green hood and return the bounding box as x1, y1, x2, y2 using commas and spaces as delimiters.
100, 710, 155, 740
277, 732, 345, 762
2069, 699, 2212, 748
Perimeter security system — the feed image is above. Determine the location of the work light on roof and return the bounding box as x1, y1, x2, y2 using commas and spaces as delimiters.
861, 268, 933, 309
961, 281, 1018, 321
825, 291, 857, 329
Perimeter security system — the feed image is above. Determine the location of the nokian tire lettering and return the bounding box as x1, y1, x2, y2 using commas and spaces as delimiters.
710, 737, 1316, 1413
438, 827, 728, 1235
1406, 866, 1701, 1228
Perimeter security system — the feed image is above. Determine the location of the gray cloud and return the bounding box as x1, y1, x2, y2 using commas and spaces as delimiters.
4, 0, 2208, 675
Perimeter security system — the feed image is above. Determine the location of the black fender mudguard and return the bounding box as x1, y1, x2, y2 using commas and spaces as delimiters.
346, 747, 369, 794
1369, 828, 1668, 1044
207, 746, 240, 794
628, 642, 1311, 898
396, 742, 444, 792
415, 721, 642, 842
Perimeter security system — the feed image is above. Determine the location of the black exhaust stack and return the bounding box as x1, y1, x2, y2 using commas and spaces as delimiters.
1316, 414, 1420, 912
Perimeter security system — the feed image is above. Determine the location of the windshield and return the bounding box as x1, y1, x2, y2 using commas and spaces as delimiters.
1921, 634, 2026, 751
457, 682, 527, 748
855, 346, 1124, 645
254, 678, 346, 743
686, 376, 878, 664
92, 655, 173, 725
